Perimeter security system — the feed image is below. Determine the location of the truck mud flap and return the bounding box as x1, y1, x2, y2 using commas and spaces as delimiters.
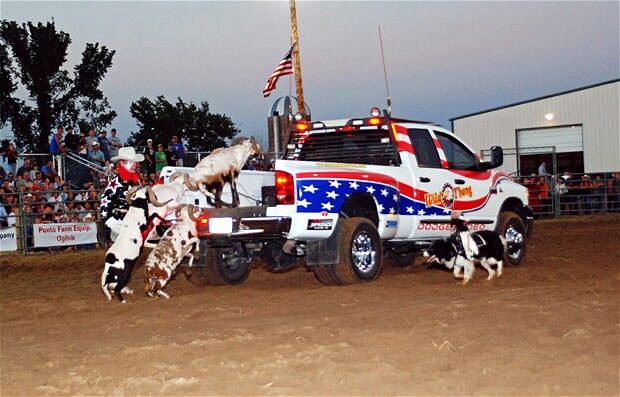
305, 221, 341, 266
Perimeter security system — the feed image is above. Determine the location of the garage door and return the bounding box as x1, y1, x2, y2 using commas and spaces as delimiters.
517, 125, 583, 153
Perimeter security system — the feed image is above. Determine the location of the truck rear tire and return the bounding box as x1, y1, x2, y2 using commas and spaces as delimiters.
333, 217, 383, 284
189, 240, 251, 286
312, 264, 342, 286
496, 211, 527, 266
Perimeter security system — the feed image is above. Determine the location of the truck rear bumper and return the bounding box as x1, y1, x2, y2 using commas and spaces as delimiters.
196, 206, 291, 240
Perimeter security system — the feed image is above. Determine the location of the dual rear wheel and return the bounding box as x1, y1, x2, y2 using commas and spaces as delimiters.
312, 217, 383, 286
188, 240, 251, 286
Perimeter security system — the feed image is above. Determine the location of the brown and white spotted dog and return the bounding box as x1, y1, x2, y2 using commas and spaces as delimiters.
144, 206, 200, 299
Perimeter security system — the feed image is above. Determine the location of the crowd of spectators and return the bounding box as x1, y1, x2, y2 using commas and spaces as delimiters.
0, 127, 191, 233
518, 164, 620, 216
0, 161, 101, 229
141, 135, 186, 176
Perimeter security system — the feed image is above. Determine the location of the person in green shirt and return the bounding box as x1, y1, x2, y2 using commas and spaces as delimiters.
155, 143, 167, 174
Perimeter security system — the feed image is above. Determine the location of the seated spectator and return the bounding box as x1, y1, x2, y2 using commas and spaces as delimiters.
2, 191, 17, 212
30, 185, 42, 200
63, 190, 75, 203
3, 172, 15, 188
32, 170, 43, 185
7, 205, 19, 227
89, 141, 105, 167
0, 202, 8, 227
34, 202, 46, 216
30, 164, 40, 180
42, 204, 55, 223
74, 201, 85, 217
83, 212, 95, 223
74, 190, 86, 202
41, 160, 58, 180
15, 172, 30, 190
16, 158, 33, 178
67, 211, 81, 223
55, 176, 66, 191
2, 179, 15, 193
54, 209, 68, 223
81, 201, 94, 221
39, 183, 52, 200
48, 190, 64, 211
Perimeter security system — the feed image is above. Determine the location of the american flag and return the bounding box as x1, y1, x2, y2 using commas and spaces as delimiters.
262, 46, 294, 98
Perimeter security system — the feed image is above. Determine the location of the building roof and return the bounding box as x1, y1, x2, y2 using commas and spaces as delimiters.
450, 78, 620, 122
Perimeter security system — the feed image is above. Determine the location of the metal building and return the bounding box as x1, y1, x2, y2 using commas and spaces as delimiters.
450, 79, 619, 175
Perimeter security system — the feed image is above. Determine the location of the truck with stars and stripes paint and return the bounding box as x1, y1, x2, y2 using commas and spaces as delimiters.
177, 108, 533, 287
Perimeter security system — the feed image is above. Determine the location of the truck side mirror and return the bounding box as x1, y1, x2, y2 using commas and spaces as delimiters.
490, 146, 503, 168
479, 146, 504, 171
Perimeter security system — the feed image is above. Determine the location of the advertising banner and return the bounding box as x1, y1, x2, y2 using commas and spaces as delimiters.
0, 227, 18, 252
33, 222, 98, 248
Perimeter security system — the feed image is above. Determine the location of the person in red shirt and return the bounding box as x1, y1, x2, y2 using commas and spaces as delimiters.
100, 147, 144, 241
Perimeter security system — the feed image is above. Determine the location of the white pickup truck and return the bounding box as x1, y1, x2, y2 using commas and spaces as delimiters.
163, 109, 533, 286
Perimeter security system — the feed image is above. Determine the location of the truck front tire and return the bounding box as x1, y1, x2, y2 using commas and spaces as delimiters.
496, 211, 527, 266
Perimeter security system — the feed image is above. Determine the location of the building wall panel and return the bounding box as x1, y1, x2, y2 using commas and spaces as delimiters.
452, 81, 619, 174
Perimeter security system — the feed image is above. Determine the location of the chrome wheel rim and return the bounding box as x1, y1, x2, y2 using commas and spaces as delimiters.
351, 232, 376, 273
505, 225, 524, 260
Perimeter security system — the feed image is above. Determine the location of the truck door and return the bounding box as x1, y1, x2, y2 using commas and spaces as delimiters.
403, 128, 452, 239
432, 130, 496, 228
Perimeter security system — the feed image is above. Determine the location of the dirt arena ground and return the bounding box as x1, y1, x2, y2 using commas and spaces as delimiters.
1, 214, 619, 396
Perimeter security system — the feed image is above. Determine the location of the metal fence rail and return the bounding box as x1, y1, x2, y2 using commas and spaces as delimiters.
1, 190, 105, 254
2, 171, 619, 255
511, 171, 620, 217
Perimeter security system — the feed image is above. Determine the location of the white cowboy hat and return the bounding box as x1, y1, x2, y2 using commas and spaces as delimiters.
111, 147, 145, 162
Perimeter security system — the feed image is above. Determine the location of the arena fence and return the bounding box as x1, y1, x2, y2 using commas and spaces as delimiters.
2, 171, 619, 255
0, 190, 104, 255
510, 171, 620, 217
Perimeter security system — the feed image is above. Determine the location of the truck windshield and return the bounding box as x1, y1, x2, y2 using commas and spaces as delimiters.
286, 127, 399, 166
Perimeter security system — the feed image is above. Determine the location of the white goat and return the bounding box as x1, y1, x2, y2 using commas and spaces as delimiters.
186, 137, 261, 208
101, 187, 173, 303
144, 205, 201, 299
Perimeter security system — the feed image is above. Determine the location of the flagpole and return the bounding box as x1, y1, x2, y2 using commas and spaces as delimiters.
289, 0, 306, 119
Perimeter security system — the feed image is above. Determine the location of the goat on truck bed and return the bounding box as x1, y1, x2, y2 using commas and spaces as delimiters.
185, 137, 261, 208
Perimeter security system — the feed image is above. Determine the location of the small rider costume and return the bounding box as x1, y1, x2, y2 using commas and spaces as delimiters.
450, 211, 478, 260
100, 165, 141, 225
100, 147, 144, 241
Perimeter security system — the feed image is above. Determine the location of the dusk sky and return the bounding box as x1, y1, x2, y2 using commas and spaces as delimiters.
1, 1, 618, 145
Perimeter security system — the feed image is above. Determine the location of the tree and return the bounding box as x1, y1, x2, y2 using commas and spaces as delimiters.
0, 20, 116, 152
128, 96, 239, 152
